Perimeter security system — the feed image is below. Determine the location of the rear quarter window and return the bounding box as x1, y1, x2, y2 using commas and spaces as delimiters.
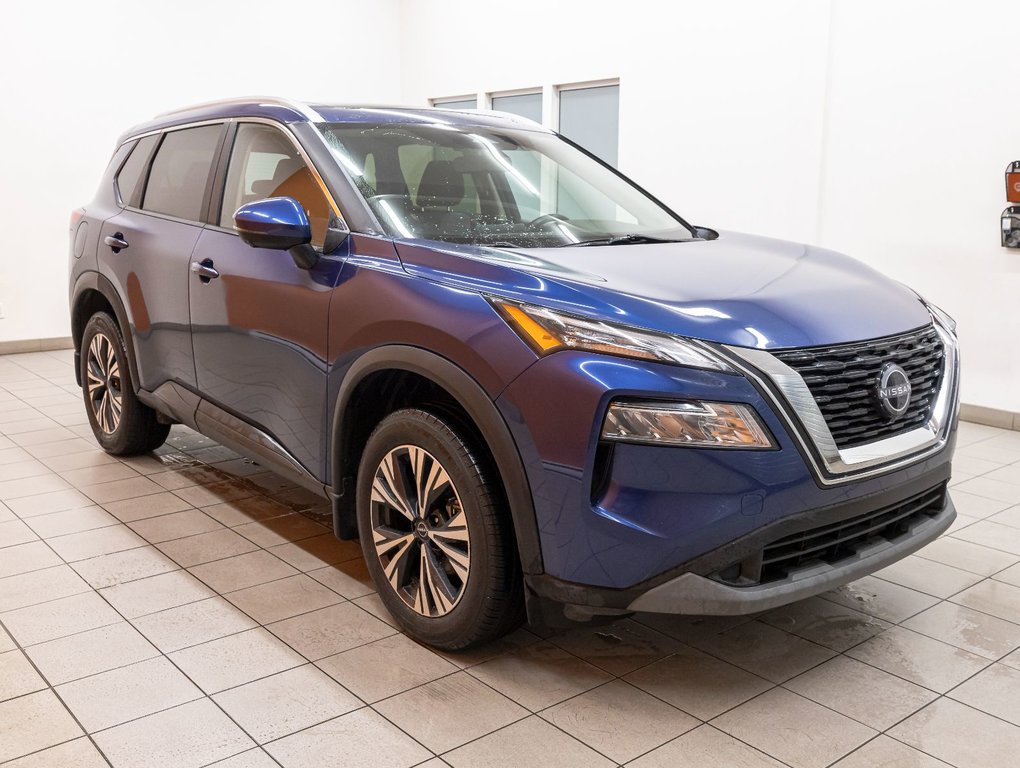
115, 134, 159, 208
142, 125, 223, 221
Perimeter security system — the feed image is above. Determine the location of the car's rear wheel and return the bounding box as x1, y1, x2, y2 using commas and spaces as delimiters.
356, 408, 524, 650
80, 312, 170, 455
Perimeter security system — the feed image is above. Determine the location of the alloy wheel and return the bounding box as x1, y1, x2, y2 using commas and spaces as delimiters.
370, 445, 470, 617
85, 332, 123, 435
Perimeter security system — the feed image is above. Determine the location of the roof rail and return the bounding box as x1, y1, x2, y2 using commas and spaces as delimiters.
156, 96, 324, 122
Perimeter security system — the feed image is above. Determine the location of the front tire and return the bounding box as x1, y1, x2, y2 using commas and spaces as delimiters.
80, 312, 170, 455
356, 408, 524, 650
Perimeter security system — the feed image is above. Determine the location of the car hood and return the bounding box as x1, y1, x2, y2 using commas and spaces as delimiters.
393, 231, 932, 349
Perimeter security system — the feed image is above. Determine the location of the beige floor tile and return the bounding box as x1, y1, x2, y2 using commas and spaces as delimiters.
628, 724, 785, 768
952, 519, 1020, 557
901, 600, 1020, 659
264, 707, 431, 768
1, 590, 121, 646
149, 464, 232, 491
375, 671, 527, 753
689, 620, 835, 683
543, 679, 697, 763
890, 698, 1020, 768
468, 640, 612, 711
760, 596, 892, 652
202, 496, 294, 527
317, 633, 457, 703
0, 458, 50, 482
170, 627, 304, 694
213, 664, 361, 743
7, 488, 96, 517
132, 596, 257, 652
94, 698, 255, 768
625, 642, 772, 720
951, 489, 1013, 518
0, 689, 83, 762
0, 627, 13, 653
103, 491, 194, 522
829, 734, 952, 767
172, 480, 255, 508
233, 513, 329, 549
71, 545, 180, 589
267, 533, 362, 571
446, 715, 613, 768
0, 565, 90, 612
267, 602, 394, 660
874, 554, 985, 599
992, 504, 1020, 529
948, 662, 1020, 726
953, 576, 1020, 623
56, 655, 203, 732
846, 626, 990, 692
549, 618, 681, 676
350, 592, 399, 628
1, 737, 110, 768
101, 570, 216, 618
307, 559, 375, 599
41, 449, 118, 473
189, 549, 299, 593
26, 621, 158, 685
953, 476, 1020, 504
916, 535, 1020, 575
713, 688, 877, 768
784, 655, 936, 730
0, 649, 46, 701
0, 540, 61, 579
157, 528, 259, 567
59, 462, 139, 488
824, 575, 939, 623
128, 508, 223, 544
206, 749, 280, 768
26, 505, 117, 538
22, 437, 97, 459
0, 473, 71, 501
81, 475, 165, 504
46, 524, 147, 562
225, 573, 342, 624
0, 519, 39, 547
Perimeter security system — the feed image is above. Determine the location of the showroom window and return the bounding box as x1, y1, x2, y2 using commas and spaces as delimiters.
558, 83, 620, 167
115, 134, 159, 208
432, 95, 477, 111
141, 125, 222, 222
219, 123, 333, 249
490, 91, 542, 123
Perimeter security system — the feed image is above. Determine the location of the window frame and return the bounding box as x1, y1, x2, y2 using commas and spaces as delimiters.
113, 134, 161, 209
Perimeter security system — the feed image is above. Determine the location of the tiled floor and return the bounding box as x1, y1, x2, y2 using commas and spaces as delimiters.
2, 349, 1020, 767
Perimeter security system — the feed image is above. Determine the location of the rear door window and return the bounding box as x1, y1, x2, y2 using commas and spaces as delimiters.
142, 125, 223, 221
115, 134, 159, 208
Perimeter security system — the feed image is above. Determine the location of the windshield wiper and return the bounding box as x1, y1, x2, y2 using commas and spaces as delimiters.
560, 234, 685, 247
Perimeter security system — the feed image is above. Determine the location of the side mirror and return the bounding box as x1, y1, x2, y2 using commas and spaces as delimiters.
233, 197, 318, 269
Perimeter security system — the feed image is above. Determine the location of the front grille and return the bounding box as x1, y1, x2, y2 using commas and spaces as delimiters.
715, 483, 947, 586
773, 325, 944, 449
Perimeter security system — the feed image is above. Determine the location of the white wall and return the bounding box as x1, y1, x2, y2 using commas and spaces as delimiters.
0, 0, 402, 343
399, 0, 1020, 413
2, 0, 1019, 413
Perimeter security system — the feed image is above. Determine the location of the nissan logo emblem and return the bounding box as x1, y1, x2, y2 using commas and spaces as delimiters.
877, 363, 912, 420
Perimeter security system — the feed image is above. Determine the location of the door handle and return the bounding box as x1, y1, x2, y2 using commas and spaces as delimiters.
191, 259, 220, 283
104, 233, 129, 253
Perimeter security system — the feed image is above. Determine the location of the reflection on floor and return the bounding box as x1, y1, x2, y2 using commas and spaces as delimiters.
2, 349, 1020, 767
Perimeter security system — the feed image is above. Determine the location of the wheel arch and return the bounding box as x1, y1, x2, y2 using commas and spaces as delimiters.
330, 345, 543, 576
70, 271, 139, 390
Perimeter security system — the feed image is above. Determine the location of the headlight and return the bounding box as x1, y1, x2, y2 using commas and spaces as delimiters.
603, 400, 775, 449
491, 299, 734, 372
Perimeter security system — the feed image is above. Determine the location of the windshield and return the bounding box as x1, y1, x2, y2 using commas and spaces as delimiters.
317, 121, 693, 248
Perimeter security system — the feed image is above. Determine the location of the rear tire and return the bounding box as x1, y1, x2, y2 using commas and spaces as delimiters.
356, 408, 524, 650
80, 312, 170, 455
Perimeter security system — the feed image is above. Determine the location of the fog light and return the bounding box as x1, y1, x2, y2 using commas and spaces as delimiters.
602, 400, 774, 449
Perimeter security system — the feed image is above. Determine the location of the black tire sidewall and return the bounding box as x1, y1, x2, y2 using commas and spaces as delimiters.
356, 409, 505, 649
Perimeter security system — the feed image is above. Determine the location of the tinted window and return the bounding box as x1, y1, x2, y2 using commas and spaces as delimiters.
142, 125, 222, 221
115, 135, 159, 208
219, 123, 333, 249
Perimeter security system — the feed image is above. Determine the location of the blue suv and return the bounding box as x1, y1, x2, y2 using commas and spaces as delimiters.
69, 97, 960, 649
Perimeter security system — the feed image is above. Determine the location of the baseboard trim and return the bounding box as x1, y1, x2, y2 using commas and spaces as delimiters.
960, 403, 1020, 432
0, 337, 74, 355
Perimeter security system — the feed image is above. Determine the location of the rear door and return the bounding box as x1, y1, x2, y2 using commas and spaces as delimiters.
98, 123, 226, 391
188, 121, 346, 475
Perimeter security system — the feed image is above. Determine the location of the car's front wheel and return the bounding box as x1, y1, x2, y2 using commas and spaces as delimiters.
356, 408, 523, 650
80, 312, 170, 455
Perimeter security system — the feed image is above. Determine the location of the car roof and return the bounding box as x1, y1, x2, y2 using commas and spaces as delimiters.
118, 96, 550, 144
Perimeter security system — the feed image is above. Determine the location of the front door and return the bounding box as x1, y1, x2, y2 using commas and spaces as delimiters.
189, 122, 346, 475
